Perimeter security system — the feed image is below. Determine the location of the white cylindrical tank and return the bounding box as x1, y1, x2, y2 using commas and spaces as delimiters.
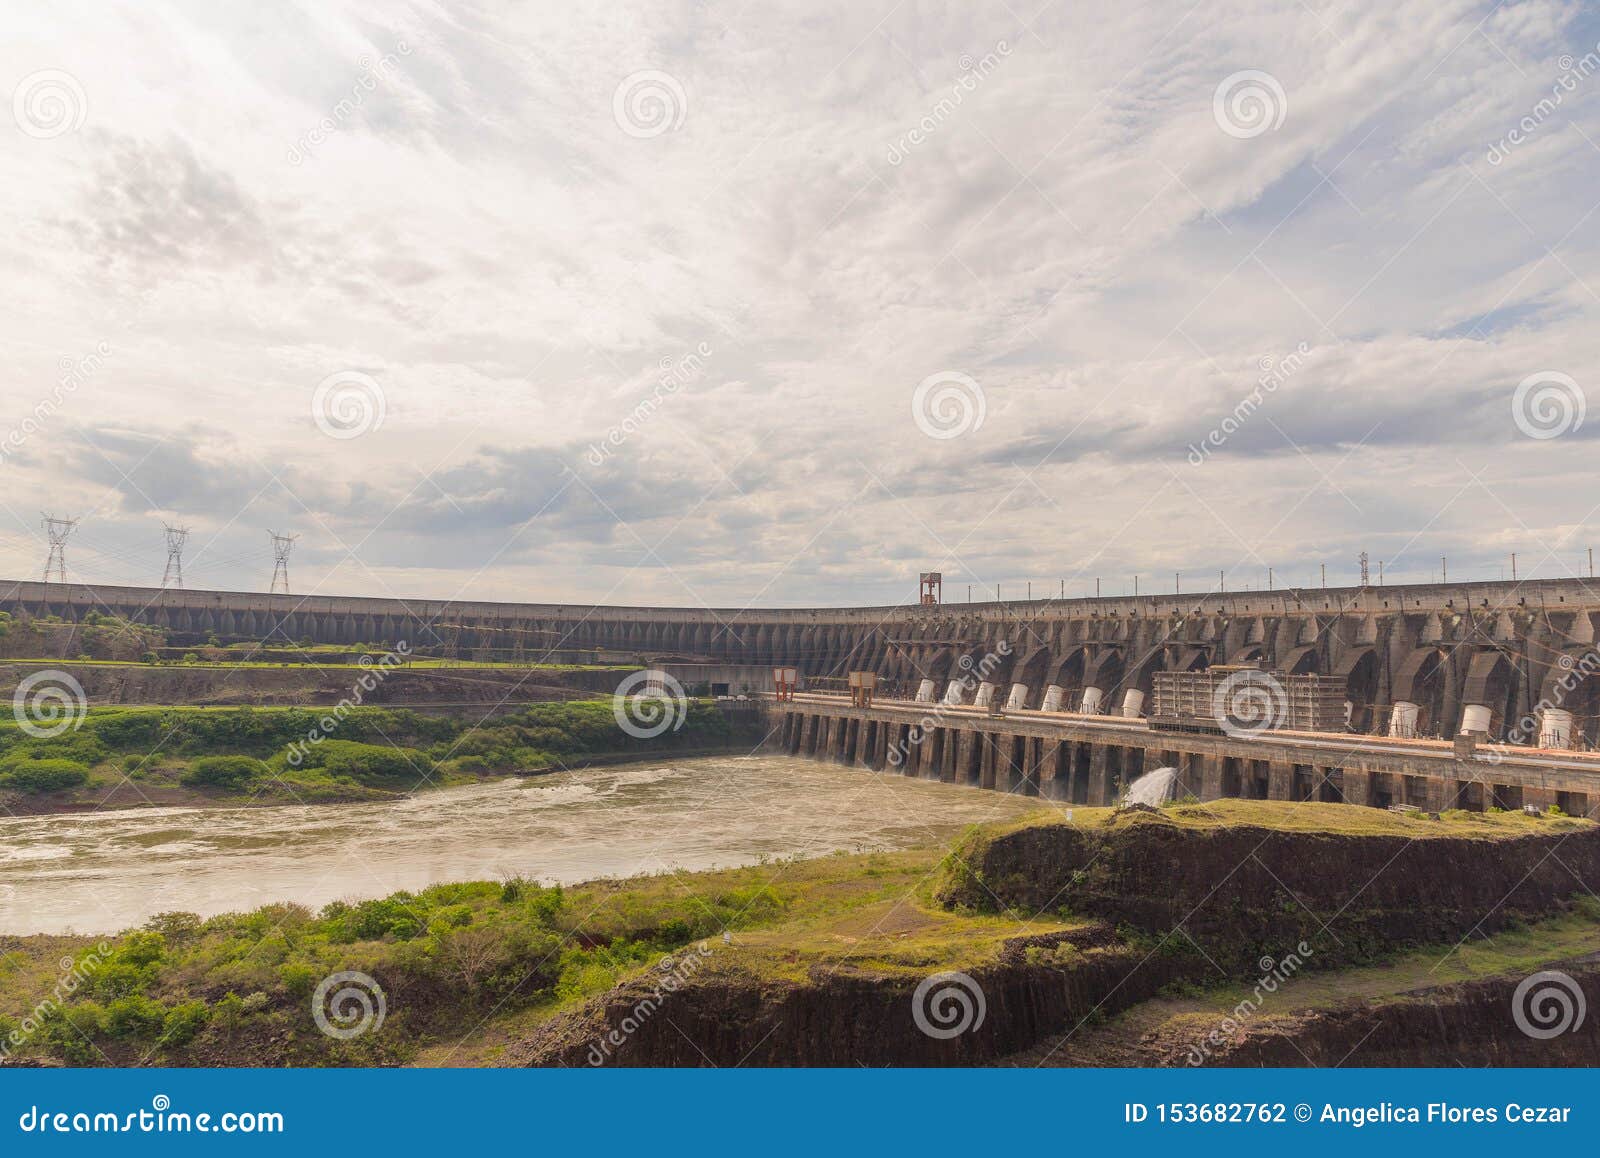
1040, 684, 1065, 712
1539, 707, 1574, 749
943, 680, 966, 706
915, 678, 936, 703
1460, 704, 1491, 735
1080, 686, 1104, 714
1388, 701, 1420, 737
1121, 688, 1146, 718
1006, 683, 1029, 710
974, 681, 996, 709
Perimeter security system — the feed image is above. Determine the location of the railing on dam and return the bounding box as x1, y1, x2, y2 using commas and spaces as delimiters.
772, 690, 1600, 819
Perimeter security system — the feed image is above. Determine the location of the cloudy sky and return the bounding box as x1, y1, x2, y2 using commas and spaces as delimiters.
3, 0, 1599, 609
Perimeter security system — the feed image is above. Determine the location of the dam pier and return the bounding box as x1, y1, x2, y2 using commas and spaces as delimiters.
771, 690, 1599, 815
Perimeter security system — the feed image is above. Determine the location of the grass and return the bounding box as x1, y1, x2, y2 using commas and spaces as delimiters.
4, 801, 1596, 1068
0, 843, 1006, 1066
8, 657, 633, 671
0, 700, 762, 809
979, 797, 1594, 840
1030, 896, 1600, 1065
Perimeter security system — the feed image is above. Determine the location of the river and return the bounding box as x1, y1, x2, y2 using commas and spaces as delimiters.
0, 755, 1044, 935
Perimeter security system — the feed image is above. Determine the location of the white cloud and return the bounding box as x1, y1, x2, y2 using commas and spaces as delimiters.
2, 0, 1599, 607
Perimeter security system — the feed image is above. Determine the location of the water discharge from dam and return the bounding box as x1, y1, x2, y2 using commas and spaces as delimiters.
0, 755, 1045, 935
1120, 767, 1179, 808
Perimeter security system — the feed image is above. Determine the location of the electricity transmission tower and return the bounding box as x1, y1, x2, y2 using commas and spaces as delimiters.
268, 530, 297, 595
41, 513, 77, 584
162, 523, 189, 589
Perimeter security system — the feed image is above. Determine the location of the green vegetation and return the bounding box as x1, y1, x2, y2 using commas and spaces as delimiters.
179, 755, 268, 789
0, 757, 91, 794
0, 699, 755, 807
0, 611, 166, 663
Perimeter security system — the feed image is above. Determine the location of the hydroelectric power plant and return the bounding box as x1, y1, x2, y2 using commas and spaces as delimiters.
6, 572, 1600, 816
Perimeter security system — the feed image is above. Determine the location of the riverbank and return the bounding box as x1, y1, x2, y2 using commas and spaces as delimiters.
3, 798, 1595, 1067
0, 700, 766, 816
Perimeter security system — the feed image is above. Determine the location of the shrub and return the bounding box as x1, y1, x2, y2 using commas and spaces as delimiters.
0, 759, 89, 794
105, 994, 166, 1039
160, 1000, 209, 1046
298, 740, 433, 784
180, 755, 267, 789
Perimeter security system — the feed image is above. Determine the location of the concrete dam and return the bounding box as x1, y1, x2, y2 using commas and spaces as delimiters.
6, 576, 1598, 742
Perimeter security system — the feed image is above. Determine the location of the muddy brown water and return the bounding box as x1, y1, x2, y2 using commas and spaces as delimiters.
0, 755, 1044, 935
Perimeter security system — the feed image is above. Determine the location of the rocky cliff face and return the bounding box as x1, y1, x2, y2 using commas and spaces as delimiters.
936, 810, 1600, 970
515, 813, 1600, 1067
514, 927, 1202, 1067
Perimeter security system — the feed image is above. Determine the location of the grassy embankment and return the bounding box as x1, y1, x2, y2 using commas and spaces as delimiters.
0, 699, 758, 811
3, 800, 1593, 1067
